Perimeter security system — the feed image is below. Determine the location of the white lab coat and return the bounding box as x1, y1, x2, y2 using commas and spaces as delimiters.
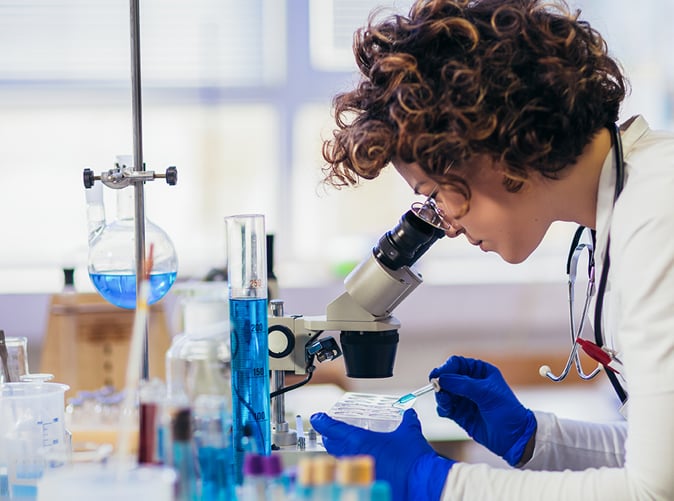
441, 116, 674, 500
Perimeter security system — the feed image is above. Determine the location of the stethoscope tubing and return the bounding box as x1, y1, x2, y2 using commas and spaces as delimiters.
543, 123, 628, 403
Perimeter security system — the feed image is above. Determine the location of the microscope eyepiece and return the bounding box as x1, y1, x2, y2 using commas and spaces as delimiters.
373, 210, 445, 270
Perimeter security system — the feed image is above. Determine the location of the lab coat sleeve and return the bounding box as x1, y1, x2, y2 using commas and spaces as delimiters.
522, 410, 627, 471
439, 413, 633, 498
439, 393, 674, 500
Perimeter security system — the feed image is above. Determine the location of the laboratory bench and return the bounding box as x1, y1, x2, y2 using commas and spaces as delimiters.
0, 284, 627, 500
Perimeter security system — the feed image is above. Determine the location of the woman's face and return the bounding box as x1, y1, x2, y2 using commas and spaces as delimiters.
394, 156, 554, 264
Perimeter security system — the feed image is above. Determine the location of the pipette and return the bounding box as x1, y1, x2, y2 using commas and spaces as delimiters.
392, 378, 441, 408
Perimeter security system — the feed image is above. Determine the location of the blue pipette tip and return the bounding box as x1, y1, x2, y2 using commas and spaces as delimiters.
392, 378, 440, 408
395, 393, 416, 406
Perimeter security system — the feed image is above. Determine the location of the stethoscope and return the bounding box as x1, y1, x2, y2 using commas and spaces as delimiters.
540, 123, 628, 404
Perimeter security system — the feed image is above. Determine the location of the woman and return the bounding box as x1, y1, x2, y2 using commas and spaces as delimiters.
309, 0, 674, 499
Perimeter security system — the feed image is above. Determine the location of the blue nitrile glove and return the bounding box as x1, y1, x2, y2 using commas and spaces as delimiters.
429, 356, 537, 467
310, 408, 455, 501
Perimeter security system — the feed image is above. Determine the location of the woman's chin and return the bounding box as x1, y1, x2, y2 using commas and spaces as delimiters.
496, 247, 531, 265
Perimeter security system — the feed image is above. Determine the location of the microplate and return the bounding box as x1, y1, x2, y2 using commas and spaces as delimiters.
327, 392, 404, 432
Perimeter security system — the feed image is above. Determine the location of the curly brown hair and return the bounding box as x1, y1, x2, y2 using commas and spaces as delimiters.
322, 0, 627, 198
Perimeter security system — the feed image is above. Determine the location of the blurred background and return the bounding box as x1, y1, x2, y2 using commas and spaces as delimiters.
1, 0, 672, 293
0, 0, 672, 409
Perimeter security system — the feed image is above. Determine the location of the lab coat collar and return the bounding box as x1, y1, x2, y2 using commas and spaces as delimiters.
593, 115, 650, 262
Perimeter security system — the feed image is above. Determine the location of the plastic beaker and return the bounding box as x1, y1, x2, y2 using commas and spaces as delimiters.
225, 214, 270, 485
0, 382, 69, 499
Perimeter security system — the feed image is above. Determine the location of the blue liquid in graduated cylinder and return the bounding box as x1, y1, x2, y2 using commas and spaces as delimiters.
229, 297, 270, 485
89, 272, 177, 309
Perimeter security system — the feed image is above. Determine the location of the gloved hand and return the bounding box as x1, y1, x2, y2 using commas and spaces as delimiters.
429, 356, 537, 467
310, 408, 455, 501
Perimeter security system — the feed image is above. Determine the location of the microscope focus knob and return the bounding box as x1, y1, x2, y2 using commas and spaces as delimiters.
268, 324, 295, 359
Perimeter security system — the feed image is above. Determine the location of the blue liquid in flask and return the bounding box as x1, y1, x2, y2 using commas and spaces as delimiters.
229, 297, 270, 484
89, 272, 177, 309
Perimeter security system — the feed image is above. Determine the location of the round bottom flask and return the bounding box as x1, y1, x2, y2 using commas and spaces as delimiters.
87, 182, 178, 309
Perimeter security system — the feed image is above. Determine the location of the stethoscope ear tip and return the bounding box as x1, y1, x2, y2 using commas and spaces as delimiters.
539, 365, 552, 378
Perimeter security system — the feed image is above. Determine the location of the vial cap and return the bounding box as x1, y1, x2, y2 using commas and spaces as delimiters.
312, 455, 337, 485
171, 408, 192, 441
262, 454, 283, 477
243, 453, 264, 476
296, 457, 314, 486
336, 455, 374, 485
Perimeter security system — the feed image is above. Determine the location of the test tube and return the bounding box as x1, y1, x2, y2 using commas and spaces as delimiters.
225, 214, 271, 485
335, 455, 375, 501
170, 408, 199, 501
193, 394, 235, 501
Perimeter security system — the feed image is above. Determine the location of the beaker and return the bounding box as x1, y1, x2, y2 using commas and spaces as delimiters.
225, 214, 270, 485
0, 382, 69, 499
165, 282, 231, 403
0, 337, 29, 384
86, 156, 178, 309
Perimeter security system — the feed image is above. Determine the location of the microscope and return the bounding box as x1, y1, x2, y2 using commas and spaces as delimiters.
268, 206, 446, 448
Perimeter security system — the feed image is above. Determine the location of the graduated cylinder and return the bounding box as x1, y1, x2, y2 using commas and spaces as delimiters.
225, 214, 271, 485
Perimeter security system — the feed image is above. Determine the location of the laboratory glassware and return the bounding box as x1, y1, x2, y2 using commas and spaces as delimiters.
239, 454, 266, 500
308, 455, 338, 501
138, 378, 165, 465
335, 455, 376, 501
193, 394, 235, 501
165, 282, 231, 403
0, 381, 69, 498
0, 336, 29, 384
86, 157, 178, 309
225, 214, 271, 485
0, 330, 9, 383
262, 455, 287, 499
170, 408, 199, 501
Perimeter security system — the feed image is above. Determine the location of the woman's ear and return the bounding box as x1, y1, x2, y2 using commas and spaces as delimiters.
496, 159, 530, 193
